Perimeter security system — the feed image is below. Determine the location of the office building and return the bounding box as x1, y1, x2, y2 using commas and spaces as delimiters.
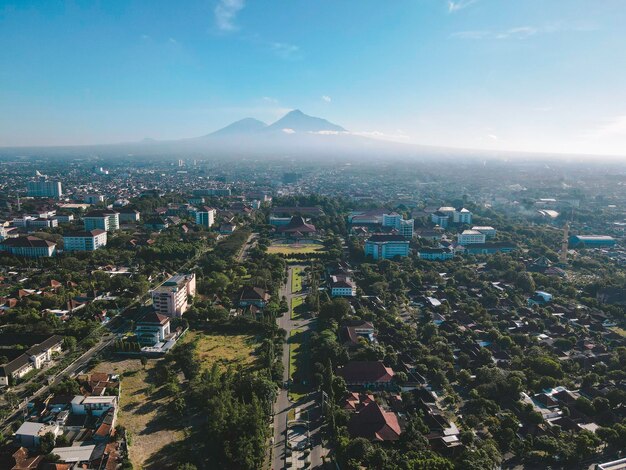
458, 230, 487, 246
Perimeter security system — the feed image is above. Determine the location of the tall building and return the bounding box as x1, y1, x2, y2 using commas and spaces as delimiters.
151, 273, 196, 317
63, 230, 107, 251
83, 210, 119, 232
195, 207, 216, 228
457, 230, 487, 246
27, 180, 62, 198
364, 234, 410, 260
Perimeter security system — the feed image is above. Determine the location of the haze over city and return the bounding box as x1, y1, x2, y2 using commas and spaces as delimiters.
1, 0, 626, 158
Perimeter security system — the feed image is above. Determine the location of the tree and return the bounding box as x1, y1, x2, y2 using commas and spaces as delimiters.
39, 432, 56, 454
140, 355, 148, 369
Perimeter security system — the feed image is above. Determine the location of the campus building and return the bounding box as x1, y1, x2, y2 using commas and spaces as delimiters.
83, 210, 119, 232
63, 230, 108, 251
195, 206, 216, 228
27, 179, 62, 198
151, 273, 196, 317
0, 236, 57, 257
364, 234, 410, 260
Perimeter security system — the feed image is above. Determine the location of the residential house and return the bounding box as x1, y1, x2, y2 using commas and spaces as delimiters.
337, 361, 395, 389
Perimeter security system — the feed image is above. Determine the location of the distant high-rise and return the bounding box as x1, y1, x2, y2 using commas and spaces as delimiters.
27, 180, 62, 198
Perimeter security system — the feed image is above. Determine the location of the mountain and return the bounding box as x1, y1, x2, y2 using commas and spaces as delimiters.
265, 109, 345, 133
209, 117, 267, 137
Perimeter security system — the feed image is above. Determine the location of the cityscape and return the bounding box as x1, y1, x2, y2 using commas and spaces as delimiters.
1, 1, 626, 470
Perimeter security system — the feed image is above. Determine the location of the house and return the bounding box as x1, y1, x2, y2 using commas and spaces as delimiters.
135, 311, 171, 345
151, 273, 196, 317
418, 247, 454, 261
14, 421, 61, 448
528, 290, 553, 307
0, 236, 57, 258
219, 223, 237, 234
239, 286, 270, 308
5, 447, 44, 469
347, 401, 402, 441
63, 229, 107, 251
343, 321, 376, 346
364, 234, 410, 260
337, 361, 395, 389
49, 444, 104, 465
71, 395, 117, 416
330, 275, 356, 297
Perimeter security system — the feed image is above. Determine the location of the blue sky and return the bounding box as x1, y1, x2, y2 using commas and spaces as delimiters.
1, 0, 626, 156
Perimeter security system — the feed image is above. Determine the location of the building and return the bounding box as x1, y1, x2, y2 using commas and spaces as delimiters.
382, 212, 414, 238
135, 311, 171, 345
364, 234, 410, 260
347, 402, 401, 442
462, 242, 516, 255
472, 226, 497, 238
83, 194, 105, 204
151, 273, 196, 317
193, 187, 232, 197
195, 206, 216, 228
71, 395, 117, 416
569, 235, 616, 248
596, 458, 626, 470
27, 179, 62, 198
0, 335, 63, 386
117, 208, 141, 223
433, 206, 473, 226
330, 275, 356, 297
14, 422, 61, 448
29, 217, 58, 229
418, 247, 455, 261
0, 236, 57, 257
458, 229, 487, 246
63, 229, 107, 251
343, 321, 376, 346
239, 286, 271, 308
528, 290, 553, 307
277, 216, 317, 237
83, 210, 119, 232
431, 211, 450, 228
337, 361, 395, 389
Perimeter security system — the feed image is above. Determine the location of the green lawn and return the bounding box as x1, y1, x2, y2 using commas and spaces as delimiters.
267, 243, 326, 256
290, 295, 306, 320
291, 266, 303, 293
288, 329, 310, 401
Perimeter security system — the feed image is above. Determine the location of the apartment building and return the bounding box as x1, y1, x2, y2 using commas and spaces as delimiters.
63, 229, 108, 251
151, 273, 196, 317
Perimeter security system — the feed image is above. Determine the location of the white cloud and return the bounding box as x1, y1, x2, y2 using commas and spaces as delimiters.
453, 22, 595, 40
271, 42, 300, 60
261, 96, 278, 104
308, 129, 411, 143
215, 0, 245, 32
487, 134, 498, 140
322, 95, 332, 103
168, 37, 178, 44
448, 0, 478, 13
282, 128, 296, 134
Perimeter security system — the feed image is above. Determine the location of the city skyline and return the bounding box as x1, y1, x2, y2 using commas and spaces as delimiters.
1, 0, 626, 157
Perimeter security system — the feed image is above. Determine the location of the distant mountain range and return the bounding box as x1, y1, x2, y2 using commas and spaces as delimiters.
0, 109, 509, 161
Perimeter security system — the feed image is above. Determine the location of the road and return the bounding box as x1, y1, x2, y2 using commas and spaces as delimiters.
272, 265, 329, 470
237, 232, 258, 262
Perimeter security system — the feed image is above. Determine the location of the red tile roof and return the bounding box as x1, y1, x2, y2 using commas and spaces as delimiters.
347, 402, 401, 441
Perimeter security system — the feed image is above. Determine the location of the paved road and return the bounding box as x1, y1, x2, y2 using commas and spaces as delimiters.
237, 232, 258, 262
271, 265, 329, 470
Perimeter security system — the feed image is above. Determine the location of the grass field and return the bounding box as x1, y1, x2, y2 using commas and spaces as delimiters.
268, 242, 326, 256
91, 358, 184, 469
289, 329, 310, 401
291, 266, 304, 293
181, 330, 258, 373
291, 295, 306, 320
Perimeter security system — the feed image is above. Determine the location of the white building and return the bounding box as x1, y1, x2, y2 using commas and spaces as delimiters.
151, 273, 196, 317
63, 229, 108, 251
83, 194, 105, 204
434, 206, 473, 226
458, 230, 487, 246
71, 395, 117, 416
195, 206, 216, 228
472, 226, 496, 238
382, 212, 414, 238
83, 210, 119, 232
364, 234, 410, 260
